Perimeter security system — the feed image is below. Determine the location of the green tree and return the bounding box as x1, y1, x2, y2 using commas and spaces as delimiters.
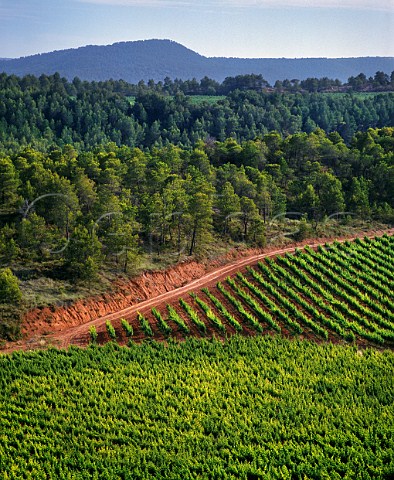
0, 157, 20, 211
240, 197, 260, 241
99, 210, 140, 272
143, 192, 170, 256
164, 177, 189, 256
298, 184, 320, 220
294, 216, 313, 241
64, 225, 102, 280
0, 268, 22, 304
117, 222, 140, 273
18, 213, 52, 260
188, 192, 213, 256
73, 169, 98, 215
348, 177, 371, 218
217, 182, 241, 236
315, 171, 346, 217
0, 225, 19, 263
239, 140, 268, 170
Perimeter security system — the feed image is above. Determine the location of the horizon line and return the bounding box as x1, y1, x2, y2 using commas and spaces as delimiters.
2, 39, 394, 61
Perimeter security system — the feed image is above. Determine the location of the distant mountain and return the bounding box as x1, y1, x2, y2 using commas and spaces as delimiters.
0, 39, 393, 84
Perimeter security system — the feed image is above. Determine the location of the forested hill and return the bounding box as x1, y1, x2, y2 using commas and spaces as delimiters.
0, 73, 393, 150
0, 39, 393, 84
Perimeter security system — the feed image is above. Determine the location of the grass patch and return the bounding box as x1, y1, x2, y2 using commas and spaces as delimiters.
188, 95, 226, 105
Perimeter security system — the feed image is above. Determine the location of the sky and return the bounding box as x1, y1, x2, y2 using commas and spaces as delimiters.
0, 0, 393, 59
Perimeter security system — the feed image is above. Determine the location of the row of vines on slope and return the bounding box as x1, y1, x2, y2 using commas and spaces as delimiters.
88, 235, 394, 348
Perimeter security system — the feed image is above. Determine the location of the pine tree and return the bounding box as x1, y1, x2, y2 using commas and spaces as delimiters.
217, 182, 241, 236
0, 268, 22, 304
348, 177, 371, 218
0, 158, 20, 212
64, 225, 102, 280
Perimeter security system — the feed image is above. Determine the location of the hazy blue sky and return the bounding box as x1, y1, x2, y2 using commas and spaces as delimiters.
1, 0, 393, 59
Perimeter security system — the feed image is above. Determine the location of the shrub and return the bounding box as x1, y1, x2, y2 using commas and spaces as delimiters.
0, 268, 22, 305
106, 320, 117, 340
138, 312, 153, 337
121, 318, 133, 337
89, 325, 98, 343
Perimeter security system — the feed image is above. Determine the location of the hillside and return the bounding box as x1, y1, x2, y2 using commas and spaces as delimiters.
1, 235, 393, 477
4, 229, 393, 354
0, 39, 393, 84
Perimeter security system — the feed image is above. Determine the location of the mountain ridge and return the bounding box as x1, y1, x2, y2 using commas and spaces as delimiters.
1, 39, 393, 84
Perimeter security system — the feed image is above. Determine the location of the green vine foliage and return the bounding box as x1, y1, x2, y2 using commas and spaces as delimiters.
0, 336, 392, 478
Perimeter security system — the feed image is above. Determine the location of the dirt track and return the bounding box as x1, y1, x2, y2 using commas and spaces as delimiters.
52, 228, 394, 348
3, 227, 394, 354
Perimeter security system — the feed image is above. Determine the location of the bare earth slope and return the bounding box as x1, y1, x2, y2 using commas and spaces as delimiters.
3, 227, 394, 353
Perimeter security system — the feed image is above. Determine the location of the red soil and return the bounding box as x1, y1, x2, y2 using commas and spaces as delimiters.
2, 227, 394, 354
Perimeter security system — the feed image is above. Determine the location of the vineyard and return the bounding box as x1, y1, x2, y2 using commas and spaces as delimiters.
88, 234, 394, 349
0, 336, 393, 478
1, 234, 393, 478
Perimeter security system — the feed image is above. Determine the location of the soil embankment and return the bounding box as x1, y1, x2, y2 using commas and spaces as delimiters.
4, 227, 394, 353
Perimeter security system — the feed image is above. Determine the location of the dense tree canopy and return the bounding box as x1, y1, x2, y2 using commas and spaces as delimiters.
0, 128, 393, 285
0, 73, 392, 151
0, 72, 393, 340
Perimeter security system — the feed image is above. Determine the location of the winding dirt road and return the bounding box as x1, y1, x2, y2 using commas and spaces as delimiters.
51, 228, 394, 348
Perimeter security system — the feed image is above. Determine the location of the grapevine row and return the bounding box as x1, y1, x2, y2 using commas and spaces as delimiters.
179, 299, 207, 333
301, 247, 394, 325
236, 272, 303, 334
217, 281, 263, 333
275, 256, 384, 343
248, 266, 329, 339
308, 246, 394, 320
190, 293, 226, 333
289, 252, 393, 340
225, 277, 281, 333
202, 288, 243, 332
